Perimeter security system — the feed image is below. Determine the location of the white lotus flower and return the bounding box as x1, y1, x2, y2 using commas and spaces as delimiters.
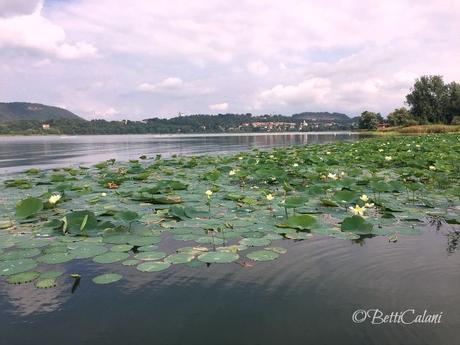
327, 173, 338, 180
205, 190, 213, 198
385, 156, 392, 161
360, 194, 369, 202
229, 170, 236, 176
48, 194, 61, 205
349, 205, 366, 216
266, 193, 274, 201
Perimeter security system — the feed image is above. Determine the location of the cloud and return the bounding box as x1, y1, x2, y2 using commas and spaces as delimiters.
247, 61, 269, 76
209, 102, 229, 111
0, 0, 459, 118
0, 1, 96, 59
0, 0, 41, 17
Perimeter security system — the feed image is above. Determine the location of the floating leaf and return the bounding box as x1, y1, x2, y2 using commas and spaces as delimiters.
247, 250, 279, 261
92, 273, 122, 284
197, 252, 239, 263
35, 278, 57, 289
341, 215, 373, 235
137, 261, 171, 272
0, 259, 38, 276
134, 251, 166, 261
93, 252, 129, 264
7, 271, 40, 284
165, 253, 195, 264
16, 197, 43, 219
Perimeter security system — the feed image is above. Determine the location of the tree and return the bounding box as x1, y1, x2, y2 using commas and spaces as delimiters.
446, 82, 460, 124
358, 111, 383, 130
406, 75, 449, 124
387, 107, 417, 126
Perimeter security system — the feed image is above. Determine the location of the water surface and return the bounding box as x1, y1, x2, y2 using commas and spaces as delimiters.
0, 132, 365, 173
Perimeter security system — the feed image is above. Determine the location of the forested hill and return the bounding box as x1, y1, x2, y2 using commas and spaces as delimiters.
0, 102, 83, 122
292, 112, 351, 122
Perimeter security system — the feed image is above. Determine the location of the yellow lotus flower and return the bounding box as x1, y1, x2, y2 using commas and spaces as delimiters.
229, 170, 236, 176
385, 156, 392, 161
365, 203, 375, 208
205, 190, 213, 198
293, 163, 299, 167
360, 194, 369, 202
48, 194, 61, 205
266, 193, 274, 201
101, 192, 107, 197
349, 205, 366, 216
429, 165, 436, 171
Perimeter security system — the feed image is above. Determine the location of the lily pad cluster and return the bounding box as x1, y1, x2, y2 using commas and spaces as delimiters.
0, 133, 459, 287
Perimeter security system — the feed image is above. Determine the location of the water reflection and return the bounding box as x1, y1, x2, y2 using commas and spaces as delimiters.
1, 229, 459, 345
0, 132, 367, 173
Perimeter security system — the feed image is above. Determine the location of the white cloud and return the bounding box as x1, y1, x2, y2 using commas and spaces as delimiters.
0, 1, 96, 59
0, 0, 459, 118
209, 102, 229, 111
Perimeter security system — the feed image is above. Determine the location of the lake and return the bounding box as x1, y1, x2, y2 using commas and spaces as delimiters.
0, 132, 459, 345
0, 132, 365, 174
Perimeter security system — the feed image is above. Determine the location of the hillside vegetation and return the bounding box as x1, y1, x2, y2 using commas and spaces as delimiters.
0, 102, 83, 122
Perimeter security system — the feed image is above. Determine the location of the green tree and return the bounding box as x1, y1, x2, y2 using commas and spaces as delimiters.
387, 107, 417, 126
446, 82, 460, 124
406, 75, 449, 124
358, 111, 383, 130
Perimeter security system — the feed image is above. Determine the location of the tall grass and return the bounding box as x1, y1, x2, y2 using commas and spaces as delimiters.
397, 124, 460, 134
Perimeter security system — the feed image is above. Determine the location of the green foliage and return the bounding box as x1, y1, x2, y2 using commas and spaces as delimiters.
16, 197, 43, 219
387, 107, 417, 126
358, 111, 384, 129
406, 75, 460, 124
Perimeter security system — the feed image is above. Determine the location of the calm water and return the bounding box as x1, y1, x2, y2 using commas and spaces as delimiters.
0, 132, 365, 173
1, 132, 459, 345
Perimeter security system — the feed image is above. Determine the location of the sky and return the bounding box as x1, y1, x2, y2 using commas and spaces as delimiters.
0, 0, 459, 120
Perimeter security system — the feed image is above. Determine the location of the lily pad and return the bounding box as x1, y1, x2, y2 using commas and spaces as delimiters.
165, 253, 195, 264
0, 259, 38, 276
6, 271, 40, 284
134, 251, 166, 261
247, 250, 279, 261
137, 261, 171, 272
37, 252, 75, 264
93, 252, 129, 264
35, 278, 57, 289
92, 273, 123, 284
197, 252, 239, 263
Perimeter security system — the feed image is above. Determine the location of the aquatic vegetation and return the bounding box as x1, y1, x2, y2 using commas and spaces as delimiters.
0, 133, 459, 288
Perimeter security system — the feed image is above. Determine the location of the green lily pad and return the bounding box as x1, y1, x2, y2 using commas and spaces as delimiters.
122, 259, 140, 266
93, 252, 129, 264
0, 259, 38, 276
37, 252, 75, 264
16, 197, 43, 219
341, 215, 373, 234
165, 253, 195, 264
134, 251, 166, 261
110, 244, 133, 252
247, 250, 280, 261
239, 237, 271, 247
40, 270, 64, 279
197, 252, 239, 263
92, 273, 123, 284
6, 271, 40, 284
70, 244, 108, 259
137, 261, 171, 272
35, 278, 57, 289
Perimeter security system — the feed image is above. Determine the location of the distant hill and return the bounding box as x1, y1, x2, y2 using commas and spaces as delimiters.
0, 102, 84, 122
291, 112, 352, 122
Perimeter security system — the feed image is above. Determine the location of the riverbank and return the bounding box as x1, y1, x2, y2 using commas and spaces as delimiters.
359, 124, 460, 135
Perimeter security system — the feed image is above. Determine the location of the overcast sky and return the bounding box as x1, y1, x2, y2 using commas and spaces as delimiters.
0, 0, 459, 120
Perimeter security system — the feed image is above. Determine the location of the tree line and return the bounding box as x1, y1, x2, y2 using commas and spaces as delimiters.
358, 75, 460, 129
0, 113, 354, 135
